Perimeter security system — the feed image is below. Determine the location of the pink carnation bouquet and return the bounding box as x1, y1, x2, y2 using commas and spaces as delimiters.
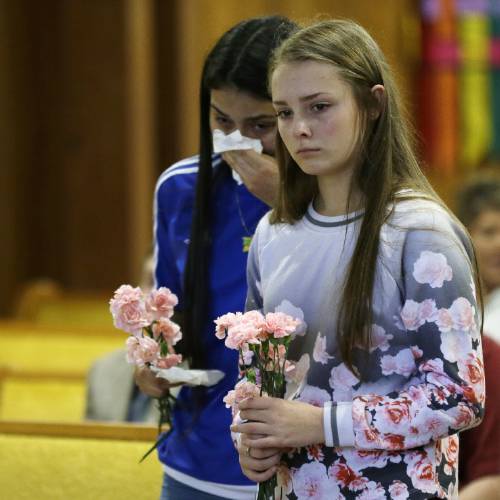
215, 310, 300, 500
110, 284, 182, 460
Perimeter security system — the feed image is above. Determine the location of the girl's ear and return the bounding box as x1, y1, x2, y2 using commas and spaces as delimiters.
369, 84, 385, 120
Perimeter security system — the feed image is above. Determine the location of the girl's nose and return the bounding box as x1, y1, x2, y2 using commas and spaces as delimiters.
293, 119, 312, 137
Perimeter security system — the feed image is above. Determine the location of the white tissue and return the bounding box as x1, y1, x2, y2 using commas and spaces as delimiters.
213, 129, 263, 154
151, 366, 225, 387
212, 129, 263, 184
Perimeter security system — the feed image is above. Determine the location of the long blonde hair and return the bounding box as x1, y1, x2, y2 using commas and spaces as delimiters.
269, 20, 476, 377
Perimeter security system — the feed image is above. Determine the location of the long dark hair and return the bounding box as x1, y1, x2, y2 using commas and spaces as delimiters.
269, 20, 482, 377
181, 16, 297, 369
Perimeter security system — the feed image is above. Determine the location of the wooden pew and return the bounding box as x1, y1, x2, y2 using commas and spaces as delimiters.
0, 367, 87, 421
0, 321, 123, 372
0, 420, 162, 499
0, 322, 126, 422
15, 281, 113, 329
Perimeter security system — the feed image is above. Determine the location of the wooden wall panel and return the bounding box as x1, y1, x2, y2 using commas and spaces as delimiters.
0, 0, 159, 315
24, 1, 68, 285
0, 0, 37, 314
55, 0, 129, 290
124, 0, 157, 283
156, 0, 179, 172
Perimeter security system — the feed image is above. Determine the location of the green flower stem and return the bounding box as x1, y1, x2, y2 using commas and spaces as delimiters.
252, 338, 289, 500
139, 392, 176, 463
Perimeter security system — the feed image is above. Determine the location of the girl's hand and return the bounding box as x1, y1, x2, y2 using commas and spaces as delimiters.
222, 150, 279, 207
134, 366, 182, 398
237, 433, 283, 483
231, 397, 325, 449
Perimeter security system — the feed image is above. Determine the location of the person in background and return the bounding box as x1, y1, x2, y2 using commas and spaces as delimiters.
85, 348, 158, 423
233, 19, 484, 498
455, 171, 500, 499
456, 170, 500, 342
135, 16, 297, 500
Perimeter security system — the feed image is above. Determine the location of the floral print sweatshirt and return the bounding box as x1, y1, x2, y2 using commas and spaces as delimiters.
245, 198, 484, 499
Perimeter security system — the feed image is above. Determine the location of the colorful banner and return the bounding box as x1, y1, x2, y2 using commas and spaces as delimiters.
458, 1, 492, 168
419, 0, 500, 170
420, 0, 458, 174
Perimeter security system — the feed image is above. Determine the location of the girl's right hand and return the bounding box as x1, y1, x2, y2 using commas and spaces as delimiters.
237, 434, 284, 483
134, 366, 182, 398
222, 150, 279, 207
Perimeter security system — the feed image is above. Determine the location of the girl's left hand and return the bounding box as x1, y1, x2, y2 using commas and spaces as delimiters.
222, 150, 279, 207
231, 396, 325, 450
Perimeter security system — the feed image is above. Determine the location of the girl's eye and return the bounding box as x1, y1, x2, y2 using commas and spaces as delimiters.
312, 102, 330, 112
480, 227, 499, 238
216, 115, 231, 125
253, 122, 276, 132
276, 109, 292, 119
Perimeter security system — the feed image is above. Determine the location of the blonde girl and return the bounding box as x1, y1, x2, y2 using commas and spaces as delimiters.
233, 19, 484, 499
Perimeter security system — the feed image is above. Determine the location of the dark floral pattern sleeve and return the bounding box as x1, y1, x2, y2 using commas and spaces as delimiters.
349, 227, 484, 452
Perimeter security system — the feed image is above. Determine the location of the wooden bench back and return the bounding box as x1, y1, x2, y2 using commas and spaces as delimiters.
0, 421, 162, 499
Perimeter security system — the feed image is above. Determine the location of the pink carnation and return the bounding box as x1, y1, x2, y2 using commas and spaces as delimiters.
243, 310, 266, 329
223, 390, 236, 409
152, 318, 182, 345
264, 312, 299, 338
156, 353, 183, 369
126, 335, 159, 366
110, 285, 150, 334
125, 336, 141, 364
214, 312, 243, 339
222, 310, 267, 349
223, 380, 261, 415
146, 287, 178, 320
225, 321, 262, 350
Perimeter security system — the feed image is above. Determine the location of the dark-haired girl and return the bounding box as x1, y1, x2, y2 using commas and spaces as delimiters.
135, 15, 297, 500
233, 19, 485, 499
